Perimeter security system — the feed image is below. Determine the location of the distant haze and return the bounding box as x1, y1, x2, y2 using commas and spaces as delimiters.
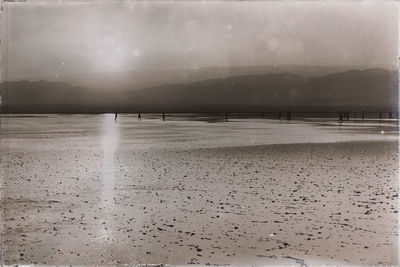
1, 1, 398, 89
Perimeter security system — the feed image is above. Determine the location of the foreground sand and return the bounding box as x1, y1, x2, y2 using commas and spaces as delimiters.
1, 115, 399, 265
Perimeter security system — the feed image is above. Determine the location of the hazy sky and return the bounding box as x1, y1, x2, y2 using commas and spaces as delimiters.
2, 1, 399, 81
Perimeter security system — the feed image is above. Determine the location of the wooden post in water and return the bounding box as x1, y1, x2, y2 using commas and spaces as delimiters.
138, 112, 141, 121
287, 111, 291, 121
338, 112, 343, 123
162, 112, 166, 121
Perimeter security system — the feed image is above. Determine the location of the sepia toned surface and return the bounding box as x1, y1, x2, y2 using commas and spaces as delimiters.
1, 114, 398, 265
1, 0, 399, 266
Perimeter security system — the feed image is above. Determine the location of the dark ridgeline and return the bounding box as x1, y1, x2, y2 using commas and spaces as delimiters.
0, 68, 397, 115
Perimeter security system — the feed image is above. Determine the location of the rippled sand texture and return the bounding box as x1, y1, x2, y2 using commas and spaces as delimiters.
1, 114, 398, 265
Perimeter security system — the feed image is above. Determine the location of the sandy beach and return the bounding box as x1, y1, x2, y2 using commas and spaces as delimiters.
1, 114, 398, 265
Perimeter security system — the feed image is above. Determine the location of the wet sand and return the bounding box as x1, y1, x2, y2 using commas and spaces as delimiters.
1, 115, 399, 265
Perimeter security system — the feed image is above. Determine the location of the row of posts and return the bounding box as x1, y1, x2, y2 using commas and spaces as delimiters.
135, 111, 293, 121
338, 111, 399, 123
223, 112, 291, 121
136, 112, 165, 121
133, 111, 398, 122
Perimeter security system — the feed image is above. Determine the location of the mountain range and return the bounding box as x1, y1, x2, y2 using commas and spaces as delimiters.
0, 68, 397, 113
17, 64, 394, 91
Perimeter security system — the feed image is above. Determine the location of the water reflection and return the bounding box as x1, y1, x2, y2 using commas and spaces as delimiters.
99, 114, 120, 242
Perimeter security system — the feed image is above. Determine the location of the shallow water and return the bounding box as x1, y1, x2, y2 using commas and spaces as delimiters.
1, 114, 398, 150
0, 114, 399, 265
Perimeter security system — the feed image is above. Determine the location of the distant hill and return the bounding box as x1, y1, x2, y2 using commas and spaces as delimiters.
21, 65, 393, 91
0, 68, 397, 113
0, 81, 113, 113
122, 68, 398, 112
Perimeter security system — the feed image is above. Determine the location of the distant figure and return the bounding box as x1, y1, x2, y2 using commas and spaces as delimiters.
114, 112, 118, 122
162, 112, 166, 121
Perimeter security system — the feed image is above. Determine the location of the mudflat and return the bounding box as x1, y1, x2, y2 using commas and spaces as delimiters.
1, 115, 398, 265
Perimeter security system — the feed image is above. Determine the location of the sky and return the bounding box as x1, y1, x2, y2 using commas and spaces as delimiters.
2, 1, 399, 82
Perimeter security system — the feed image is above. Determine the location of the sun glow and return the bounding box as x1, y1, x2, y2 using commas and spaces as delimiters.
95, 37, 125, 70
84, 31, 132, 71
